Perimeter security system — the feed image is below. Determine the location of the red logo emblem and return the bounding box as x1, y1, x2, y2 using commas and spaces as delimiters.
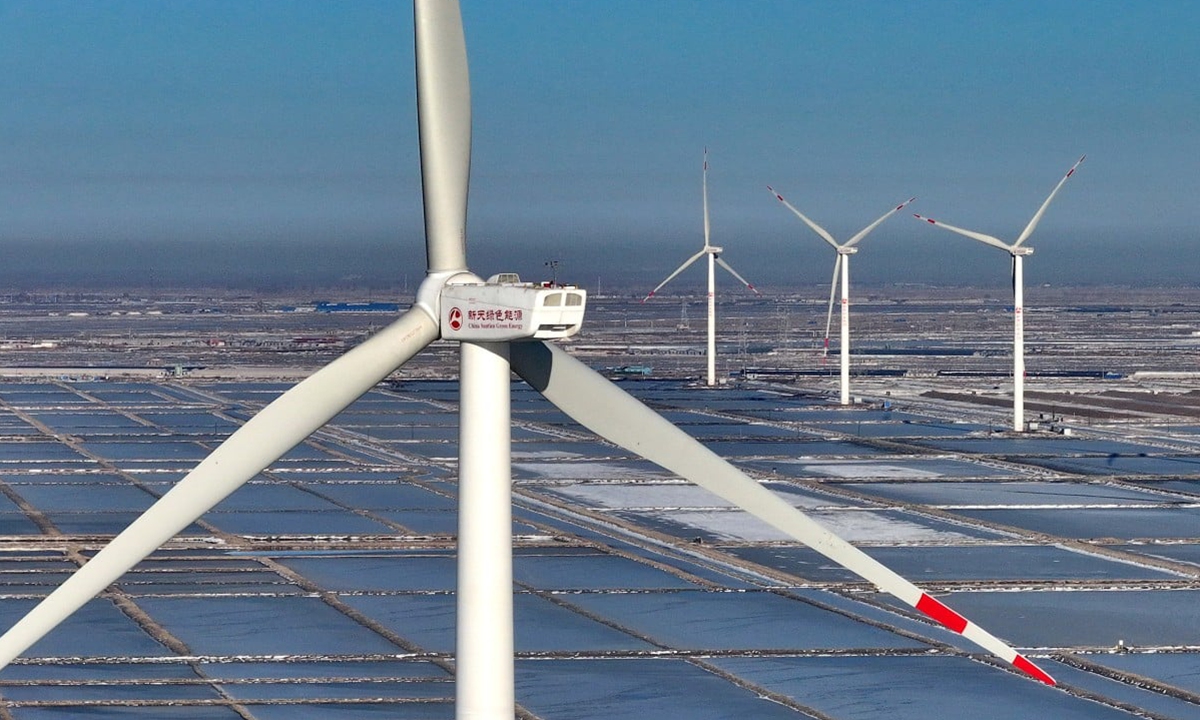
448, 307, 463, 331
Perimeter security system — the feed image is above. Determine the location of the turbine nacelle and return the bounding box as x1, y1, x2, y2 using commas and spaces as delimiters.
837, 246, 858, 255
1012, 246, 1034, 256
705, 244, 724, 254
441, 275, 586, 342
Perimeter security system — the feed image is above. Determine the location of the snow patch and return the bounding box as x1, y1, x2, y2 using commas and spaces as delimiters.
552, 482, 831, 511
771, 458, 943, 479
658, 509, 973, 543
514, 462, 669, 480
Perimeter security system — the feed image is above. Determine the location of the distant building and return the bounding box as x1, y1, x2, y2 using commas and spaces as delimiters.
314, 302, 400, 313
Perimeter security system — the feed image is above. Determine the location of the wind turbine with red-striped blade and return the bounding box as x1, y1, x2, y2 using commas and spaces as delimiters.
643, 149, 760, 386
0, 0, 1056, 712
914, 155, 1084, 432
768, 186, 914, 404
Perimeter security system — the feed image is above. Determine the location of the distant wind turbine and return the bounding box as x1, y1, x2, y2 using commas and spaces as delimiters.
914, 155, 1085, 432
644, 149, 760, 386
768, 187, 914, 404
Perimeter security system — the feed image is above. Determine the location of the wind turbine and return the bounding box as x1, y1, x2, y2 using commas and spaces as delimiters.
0, 1, 1057, 715
643, 150, 760, 386
767, 186, 914, 404
914, 156, 1084, 432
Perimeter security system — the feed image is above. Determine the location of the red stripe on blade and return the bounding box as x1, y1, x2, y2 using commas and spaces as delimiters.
1013, 655, 1057, 686
916, 594, 968, 633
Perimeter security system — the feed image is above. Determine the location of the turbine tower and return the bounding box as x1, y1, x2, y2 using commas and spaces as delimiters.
644, 150, 760, 386
914, 156, 1084, 432
0, 1, 1057, 714
768, 187, 914, 404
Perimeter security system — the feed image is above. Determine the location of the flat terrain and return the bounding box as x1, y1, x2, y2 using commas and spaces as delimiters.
0, 286, 1197, 718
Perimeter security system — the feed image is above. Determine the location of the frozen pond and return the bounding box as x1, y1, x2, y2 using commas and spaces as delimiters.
845, 480, 1175, 506
710, 655, 1138, 720
748, 457, 1026, 479
898, 589, 1200, 647
517, 658, 802, 720
725, 544, 1176, 583
513, 459, 675, 482
613, 507, 998, 543
136, 595, 404, 656
702, 439, 886, 457
950, 506, 1200, 539
0, 598, 171, 658
1087, 652, 1200, 696
566, 590, 925, 651
912, 436, 1173, 456
809, 420, 989, 438
1027, 454, 1200, 476
343, 593, 654, 653
540, 481, 837, 511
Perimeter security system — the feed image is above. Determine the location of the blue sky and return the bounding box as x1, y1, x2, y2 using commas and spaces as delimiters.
0, 1, 1197, 289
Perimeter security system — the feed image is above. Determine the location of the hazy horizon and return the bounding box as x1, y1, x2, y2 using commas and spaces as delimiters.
0, 228, 1195, 293
2, 1, 1197, 291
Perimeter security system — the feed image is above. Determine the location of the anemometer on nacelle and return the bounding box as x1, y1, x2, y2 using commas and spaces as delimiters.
440, 273, 587, 342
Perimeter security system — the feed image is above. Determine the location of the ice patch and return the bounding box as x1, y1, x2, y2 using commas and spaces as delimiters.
554, 483, 734, 509
771, 458, 943, 479
510, 450, 588, 460
514, 462, 670, 480
658, 509, 973, 543
816, 464, 942, 480
553, 482, 830, 511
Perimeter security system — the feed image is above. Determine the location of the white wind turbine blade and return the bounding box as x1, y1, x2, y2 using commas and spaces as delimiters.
0, 309, 439, 668
1013, 155, 1085, 248
702, 148, 711, 248
416, 0, 471, 273
509, 341, 1056, 686
823, 254, 841, 357
714, 256, 761, 295
643, 248, 708, 302
767, 186, 840, 250
844, 197, 916, 248
913, 214, 1014, 252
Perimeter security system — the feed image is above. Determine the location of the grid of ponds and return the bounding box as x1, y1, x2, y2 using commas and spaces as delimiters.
0, 378, 1195, 718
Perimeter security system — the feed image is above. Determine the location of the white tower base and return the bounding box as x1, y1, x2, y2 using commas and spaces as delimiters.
706, 253, 716, 386
1012, 254, 1025, 432
457, 341, 514, 719
839, 254, 851, 405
